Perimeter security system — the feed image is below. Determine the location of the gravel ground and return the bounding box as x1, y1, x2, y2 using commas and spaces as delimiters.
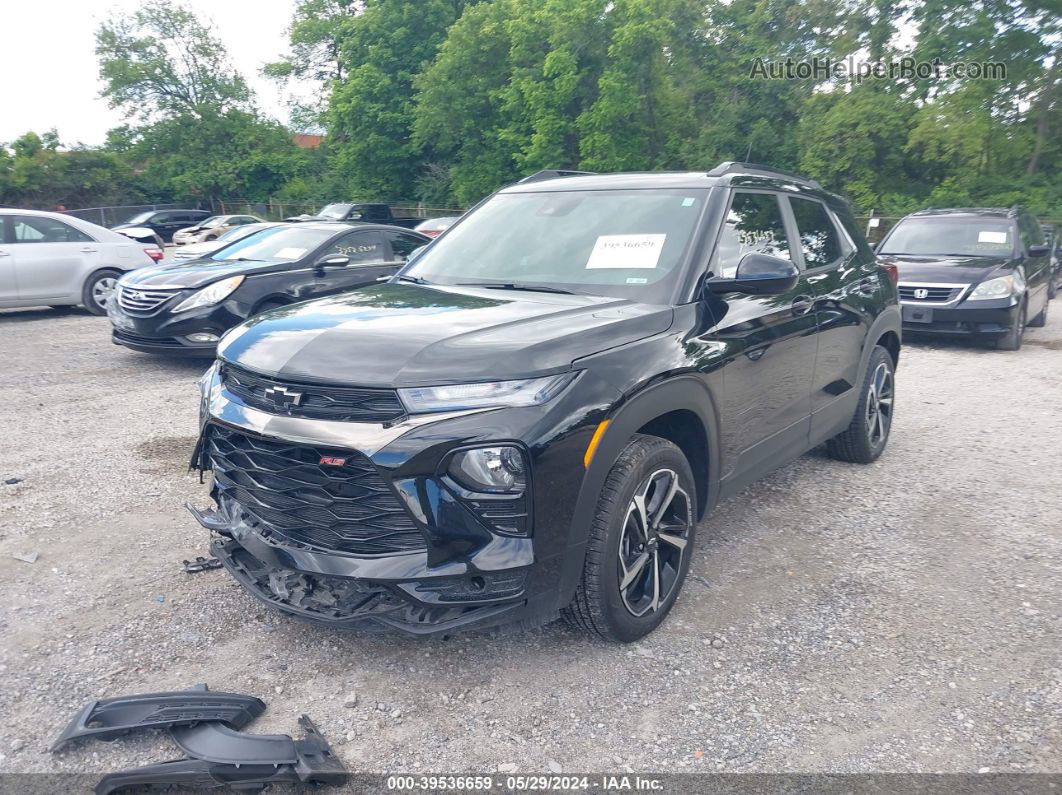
0, 304, 1059, 779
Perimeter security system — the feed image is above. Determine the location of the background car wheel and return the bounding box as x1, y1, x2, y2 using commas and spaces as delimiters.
995, 301, 1026, 351
826, 345, 895, 464
1028, 297, 1048, 328
82, 269, 121, 316
562, 434, 697, 643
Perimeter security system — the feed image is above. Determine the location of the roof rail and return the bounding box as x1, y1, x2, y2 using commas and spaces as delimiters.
517, 169, 597, 184
707, 161, 821, 189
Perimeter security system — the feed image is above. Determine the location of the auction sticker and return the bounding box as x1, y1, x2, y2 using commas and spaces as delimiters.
977, 230, 1008, 244
586, 234, 666, 269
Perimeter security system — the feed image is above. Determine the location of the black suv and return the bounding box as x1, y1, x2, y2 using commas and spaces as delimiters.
190, 164, 901, 642
878, 207, 1053, 350
112, 209, 213, 243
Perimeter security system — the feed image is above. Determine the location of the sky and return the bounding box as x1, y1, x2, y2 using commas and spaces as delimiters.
0, 0, 312, 146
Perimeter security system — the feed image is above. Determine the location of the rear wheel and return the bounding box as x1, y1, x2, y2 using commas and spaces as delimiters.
826, 345, 895, 464
82, 269, 121, 315
562, 435, 697, 642
995, 301, 1026, 351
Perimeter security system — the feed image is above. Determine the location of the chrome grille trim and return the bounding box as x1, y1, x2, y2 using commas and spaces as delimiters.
117, 285, 180, 314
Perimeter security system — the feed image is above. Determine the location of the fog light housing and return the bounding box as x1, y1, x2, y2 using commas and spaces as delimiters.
449, 446, 526, 494
185, 332, 221, 344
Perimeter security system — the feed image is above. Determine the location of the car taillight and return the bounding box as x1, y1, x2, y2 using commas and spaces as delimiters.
145, 247, 164, 262
880, 261, 898, 286
422, 230, 441, 238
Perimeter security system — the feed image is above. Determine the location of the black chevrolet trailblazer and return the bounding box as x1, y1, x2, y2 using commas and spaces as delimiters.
190, 164, 901, 642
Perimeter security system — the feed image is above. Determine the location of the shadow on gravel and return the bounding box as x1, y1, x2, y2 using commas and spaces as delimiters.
901, 333, 1000, 353
0, 306, 93, 323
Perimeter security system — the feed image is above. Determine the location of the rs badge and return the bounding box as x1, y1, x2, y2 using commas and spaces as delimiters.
319, 456, 347, 467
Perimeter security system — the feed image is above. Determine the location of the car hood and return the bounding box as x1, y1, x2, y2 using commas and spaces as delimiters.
217, 282, 674, 387
120, 258, 280, 289
883, 254, 1015, 284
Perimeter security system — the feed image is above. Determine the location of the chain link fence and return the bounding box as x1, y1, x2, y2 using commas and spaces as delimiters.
215, 200, 463, 222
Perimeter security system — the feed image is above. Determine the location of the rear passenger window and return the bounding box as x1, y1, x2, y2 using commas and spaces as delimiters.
712, 192, 792, 278
324, 231, 386, 264
387, 232, 426, 260
789, 197, 843, 269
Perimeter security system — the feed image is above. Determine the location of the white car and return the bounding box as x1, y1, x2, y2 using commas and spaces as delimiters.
172, 214, 264, 245
0, 209, 163, 315
171, 222, 282, 260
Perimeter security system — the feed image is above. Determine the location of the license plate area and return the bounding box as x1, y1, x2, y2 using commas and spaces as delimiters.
902, 305, 933, 324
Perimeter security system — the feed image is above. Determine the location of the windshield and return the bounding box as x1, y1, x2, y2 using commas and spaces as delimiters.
881, 217, 1014, 257
402, 189, 708, 303
124, 211, 154, 224
317, 203, 353, 220
201, 216, 225, 228
217, 224, 268, 242
211, 225, 335, 262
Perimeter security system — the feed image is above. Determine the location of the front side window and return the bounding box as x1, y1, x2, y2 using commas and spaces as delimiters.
322, 231, 386, 264
211, 225, 337, 263
711, 192, 792, 278
13, 215, 93, 244
403, 188, 708, 303
388, 232, 426, 259
880, 217, 1014, 257
789, 197, 843, 269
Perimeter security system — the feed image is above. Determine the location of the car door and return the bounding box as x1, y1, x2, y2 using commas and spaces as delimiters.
10, 214, 100, 302
701, 189, 818, 483
783, 195, 876, 441
304, 230, 392, 299
0, 216, 18, 304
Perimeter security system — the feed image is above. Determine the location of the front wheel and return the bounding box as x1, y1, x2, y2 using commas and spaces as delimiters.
562, 434, 697, 643
995, 301, 1026, 351
826, 345, 895, 464
1028, 296, 1048, 328
82, 269, 121, 316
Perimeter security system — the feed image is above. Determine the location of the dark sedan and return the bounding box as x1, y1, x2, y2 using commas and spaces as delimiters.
879, 207, 1053, 351
108, 222, 429, 356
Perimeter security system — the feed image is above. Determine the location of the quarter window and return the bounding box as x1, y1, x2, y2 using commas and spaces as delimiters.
12, 215, 93, 244
789, 197, 844, 269
712, 192, 792, 278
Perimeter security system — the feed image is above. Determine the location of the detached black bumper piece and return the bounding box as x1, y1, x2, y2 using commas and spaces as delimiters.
50, 684, 264, 751
97, 715, 346, 795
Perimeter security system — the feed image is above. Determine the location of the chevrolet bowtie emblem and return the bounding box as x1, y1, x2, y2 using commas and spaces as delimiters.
263, 385, 303, 408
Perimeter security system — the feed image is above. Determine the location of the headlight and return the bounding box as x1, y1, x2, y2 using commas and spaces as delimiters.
449, 446, 527, 493
398, 373, 575, 413
967, 274, 1023, 301
173, 275, 245, 312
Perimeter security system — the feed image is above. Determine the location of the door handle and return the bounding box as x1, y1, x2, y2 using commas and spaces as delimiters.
0, 251, 9, 257
79, 247, 99, 253
791, 295, 814, 316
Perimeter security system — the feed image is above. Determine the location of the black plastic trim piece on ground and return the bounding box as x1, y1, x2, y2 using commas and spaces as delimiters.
51, 684, 265, 751
96, 716, 346, 794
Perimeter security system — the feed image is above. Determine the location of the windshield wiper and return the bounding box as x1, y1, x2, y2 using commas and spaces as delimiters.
456, 281, 575, 295
396, 274, 433, 285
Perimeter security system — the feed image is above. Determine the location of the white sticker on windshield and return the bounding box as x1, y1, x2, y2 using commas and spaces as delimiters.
275, 247, 306, 259
978, 231, 1008, 244
682, 198, 696, 207
586, 234, 666, 269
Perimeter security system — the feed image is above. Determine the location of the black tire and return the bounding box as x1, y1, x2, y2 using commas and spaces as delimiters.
995, 301, 1026, 351
81, 269, 122, 316
826, 345, 895, 464
562, 434, 697, 643
1028, 296, 1048, 328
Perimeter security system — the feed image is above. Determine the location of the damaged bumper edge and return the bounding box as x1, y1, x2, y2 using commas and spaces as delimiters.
51, 684, 264, 752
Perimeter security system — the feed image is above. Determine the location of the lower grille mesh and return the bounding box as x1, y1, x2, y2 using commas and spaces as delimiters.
207, 424, 425, 556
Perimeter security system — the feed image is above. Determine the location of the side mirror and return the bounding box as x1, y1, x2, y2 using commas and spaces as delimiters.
1027, 245, 1050, 258
407, 245, 426, 264
313, 254, 350, 274
706, 253, 799, 296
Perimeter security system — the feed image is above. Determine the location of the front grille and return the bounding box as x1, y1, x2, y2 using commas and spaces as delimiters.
221, 364, 406, 423
117, 286, 180, 314
898, 284, 964, 303
207, 424, 425, 556
113, 330, 183, 347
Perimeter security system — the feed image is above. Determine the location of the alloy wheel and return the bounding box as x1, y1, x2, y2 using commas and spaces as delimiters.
865, 361, 894, 447
617, 468, 692, 617
92, 277, 118, 311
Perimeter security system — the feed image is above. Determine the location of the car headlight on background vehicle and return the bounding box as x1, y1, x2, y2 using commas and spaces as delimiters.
398, 373, 576, 413
449, 446, 527, 493
173, 275, 245, 312
967, 273, 1024, 301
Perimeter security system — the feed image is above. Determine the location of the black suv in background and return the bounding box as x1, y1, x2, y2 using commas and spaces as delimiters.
879, 207, 1053, 350
112, 209, 212, 243
191, 164, 900, 642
